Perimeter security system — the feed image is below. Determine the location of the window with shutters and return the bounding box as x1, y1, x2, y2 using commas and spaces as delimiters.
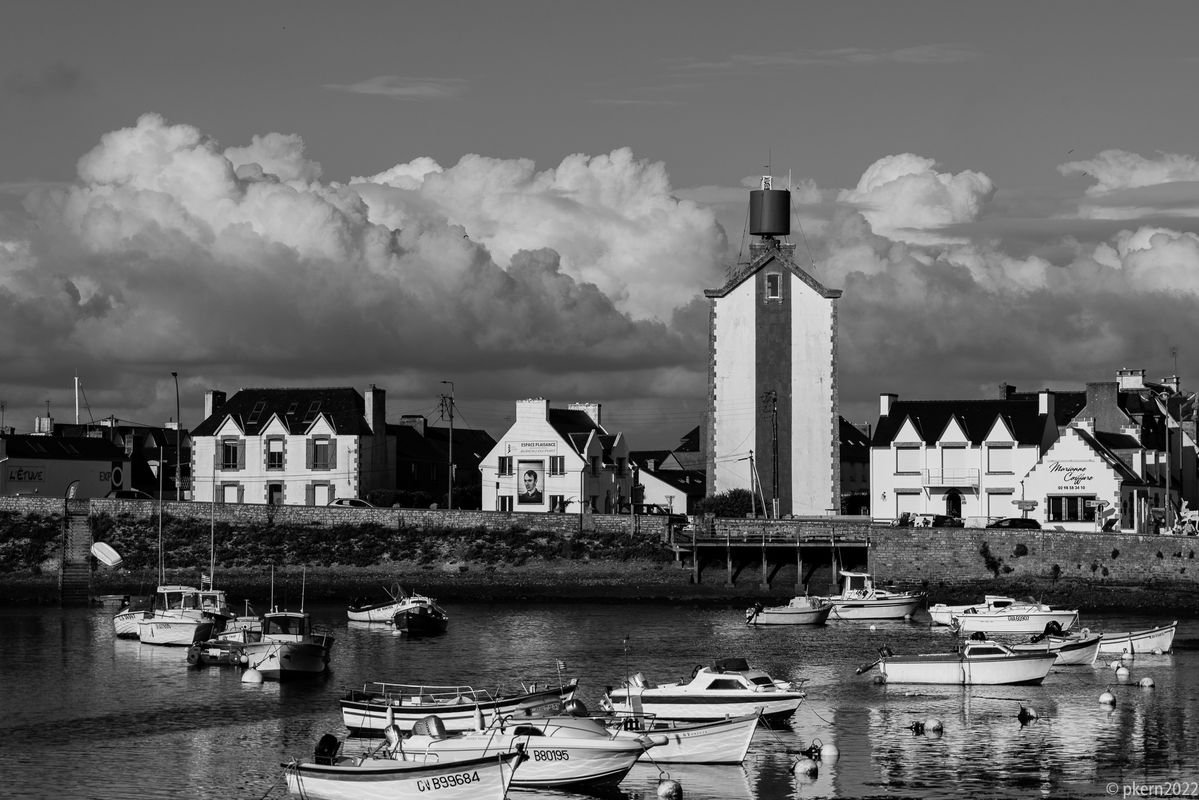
549, 456, 565, 475
498, 496, 513, 512
266, 438, 285, 470
220, 438, 244, 471
498, 456, 513, 476
307, 437, 336, 471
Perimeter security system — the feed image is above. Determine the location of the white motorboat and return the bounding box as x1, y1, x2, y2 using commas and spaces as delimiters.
1097, 620, 1177, 655
341, 679, 580, 735
239, 609, 334, 679
816, 571, 925, 620
135, 585, 223, 646
347, 585, 437, 623
949, 602, 1079, 635
1007, 630, 1102, 666
604, 708, 762, 763
112, 594, 153, 639
859, 640, 1058, 685
283, 732, 523, 800
928, 595, 1018, 626
601, 657, 806, 727
746, 597, 833, 626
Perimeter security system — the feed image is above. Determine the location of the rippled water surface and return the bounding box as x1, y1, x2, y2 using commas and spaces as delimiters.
2, 601, 1197, 799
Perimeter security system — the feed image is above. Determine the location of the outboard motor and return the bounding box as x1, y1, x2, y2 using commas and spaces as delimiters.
313, 733, 341, 765
412, 715, 449, 739
564, 698, 588, 717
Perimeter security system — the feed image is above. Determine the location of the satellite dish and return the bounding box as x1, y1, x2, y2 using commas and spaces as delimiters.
90, 542, 123, 568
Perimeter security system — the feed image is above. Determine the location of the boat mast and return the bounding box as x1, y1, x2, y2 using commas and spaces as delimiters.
157, 444, 164, 584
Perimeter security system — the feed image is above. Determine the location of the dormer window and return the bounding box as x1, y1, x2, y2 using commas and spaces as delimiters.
765, 273, 782, 300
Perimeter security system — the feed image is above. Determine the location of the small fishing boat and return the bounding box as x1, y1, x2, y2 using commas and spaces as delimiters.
601, 657, 806, 726
858, 640, 1058, 685
135, 585, 221, 646
745, 597, 833, 626
283, 732, 524, 800
393, 596, 449, 636
1007, 630, 1102, 666
1097, 620, 1177, 655
112, 594, 154, 639
394, 713, 660, 791
348, 585, 432, 623
949, 602, 1079, 635
928, 595, 1018, 626
815, 571, 925, 621
239, 609, 334, 679
341, 678, 580, 735
604, 708, 762, 763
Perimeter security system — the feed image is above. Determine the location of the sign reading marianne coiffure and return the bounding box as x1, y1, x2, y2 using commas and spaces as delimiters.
1048, 461, 1095, 492
508, 442, 558, 456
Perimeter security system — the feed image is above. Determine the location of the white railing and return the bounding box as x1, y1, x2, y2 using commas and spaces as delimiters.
922, 469, 979, 488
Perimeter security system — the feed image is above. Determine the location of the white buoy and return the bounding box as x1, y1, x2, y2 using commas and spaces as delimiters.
386, 706, 396, 727
1120, 650, 1134, 661
873, 675, 886, 685
473, 705, 485, 731
1152, 648, 1163, 655
1108, 660, 1122, 670
1099, 691, 1116, 705
819, 742, 840, 763
1017, 706, 1038, 724
923, 718, 943, 732
924, 726, 944, 740
241, 667, 263, 683
657, 777, 683, 799
1139, 677, 1155, 688
792, 757, 819, 776
1116, 666, 1130, 681
870, 624, 877, 631
239, 654, 249, 665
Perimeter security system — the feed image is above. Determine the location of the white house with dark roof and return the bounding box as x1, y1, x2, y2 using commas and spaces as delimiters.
481, 398, 631, 514
189, 385, 392, 505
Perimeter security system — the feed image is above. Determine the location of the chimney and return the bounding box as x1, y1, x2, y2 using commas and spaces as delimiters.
517, 398, 550, 422
879, 393, 897, 417
568, 402, 602, 427
399, 415, 427, 436
1116, 368, 1146, 390
204, 390, 226, 420
1163, 375, 1181, 393
1038, 390, 1055, 419
364, 384, 386, 434
999, 383, 1016, 400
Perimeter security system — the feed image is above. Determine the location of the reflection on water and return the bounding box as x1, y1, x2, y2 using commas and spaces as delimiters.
0, 604, 1195, 799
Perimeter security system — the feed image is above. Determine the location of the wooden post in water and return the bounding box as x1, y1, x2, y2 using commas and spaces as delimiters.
796, 531, 804, 593
759, 533, 768, 589
724, 532, 734, 587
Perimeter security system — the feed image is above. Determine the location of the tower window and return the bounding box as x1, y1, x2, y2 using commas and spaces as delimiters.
765, 273, 782, 300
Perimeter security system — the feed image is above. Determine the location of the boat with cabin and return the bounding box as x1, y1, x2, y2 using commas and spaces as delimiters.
815, 571, 925, 620
858, 639, 1058, 685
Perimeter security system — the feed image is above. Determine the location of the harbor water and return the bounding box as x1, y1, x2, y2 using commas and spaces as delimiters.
2, 601, 1197, 799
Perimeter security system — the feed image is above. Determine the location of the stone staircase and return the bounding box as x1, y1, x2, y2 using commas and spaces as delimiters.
59, 502, 93, 606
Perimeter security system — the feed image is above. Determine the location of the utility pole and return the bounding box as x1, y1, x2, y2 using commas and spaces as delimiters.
440, 381, 455, 510
171, 372, 181, 502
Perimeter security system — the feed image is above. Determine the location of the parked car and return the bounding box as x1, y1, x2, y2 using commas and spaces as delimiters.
327, 498, 375, 508
105, 489, 154, 500
907, 513, 964, 528
986, 517, 1041, 529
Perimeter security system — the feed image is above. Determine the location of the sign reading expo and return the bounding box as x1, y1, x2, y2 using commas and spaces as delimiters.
1048, 461, 1095, 492
6, 464, 46, 484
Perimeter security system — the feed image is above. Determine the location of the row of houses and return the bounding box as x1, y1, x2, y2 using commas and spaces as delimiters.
1, 367, 1194, 534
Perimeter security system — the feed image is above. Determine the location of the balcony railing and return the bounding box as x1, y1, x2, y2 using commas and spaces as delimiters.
922, 468, 979, 488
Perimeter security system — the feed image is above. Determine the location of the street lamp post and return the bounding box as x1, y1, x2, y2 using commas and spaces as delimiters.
441, 381, 454, 510
171, 372, 181, 502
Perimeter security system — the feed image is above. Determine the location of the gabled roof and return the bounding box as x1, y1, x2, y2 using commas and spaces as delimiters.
1007, 390, 1087, 427
191, 387, 372, 437
548, 408, 606, 456
2, 434, 126, 461
704, 240, 841, 300
873, 399, 1048, 447
1071, 427, 1147, 486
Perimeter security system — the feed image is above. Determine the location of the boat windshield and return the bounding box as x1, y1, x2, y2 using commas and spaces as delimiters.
748, 675, 775, 687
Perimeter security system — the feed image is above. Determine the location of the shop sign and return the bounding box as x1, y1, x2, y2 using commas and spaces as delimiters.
1048, 461, 1095, 492
510, 441, 558, 456
6, 464, 46, 484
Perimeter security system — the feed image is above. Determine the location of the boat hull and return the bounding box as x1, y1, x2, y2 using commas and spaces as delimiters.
827, 595, 923, 621
242, 640, 332, 679
605, 694, 802, 726
1010, 633, 1101, 666
928, 596, 1017, 626
113, 610, 146, 639
751, 602, 833, 626
880, 651, 1057, 685
283, 751, 522, 800
618, 712, 761, 763
137, 616, 214, 646
400, 730, 647, 790
341, 684, 579, 736
952, 609, 1079, 634
1098, 621, 1177, 655
393, 606, 448, 636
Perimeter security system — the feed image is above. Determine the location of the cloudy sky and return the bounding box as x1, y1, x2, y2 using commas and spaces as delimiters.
3, 1, 1199, 449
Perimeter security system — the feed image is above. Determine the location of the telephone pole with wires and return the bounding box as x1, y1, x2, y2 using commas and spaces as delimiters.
439, 382, 455, 510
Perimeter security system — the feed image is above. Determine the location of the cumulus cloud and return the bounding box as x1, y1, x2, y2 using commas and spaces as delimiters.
1060, 149, 1199, 219
0, 113, 716, 441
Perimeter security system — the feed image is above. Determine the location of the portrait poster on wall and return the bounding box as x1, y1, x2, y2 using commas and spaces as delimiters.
517, 460, 545, 505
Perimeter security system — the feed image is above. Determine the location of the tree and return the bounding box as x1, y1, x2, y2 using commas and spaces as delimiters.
694, 488, 754, 518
